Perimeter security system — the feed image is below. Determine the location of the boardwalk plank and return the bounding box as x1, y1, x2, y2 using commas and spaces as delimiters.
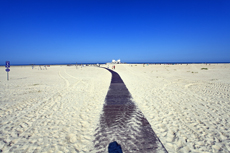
93, 68, 168, 153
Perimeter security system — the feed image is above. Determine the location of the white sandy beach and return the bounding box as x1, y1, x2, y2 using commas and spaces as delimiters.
115, 64, 230, 153
0, 65, 111, 152
0, 64, 230, 152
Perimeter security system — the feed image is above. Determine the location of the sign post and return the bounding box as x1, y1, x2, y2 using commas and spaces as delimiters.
5, 61, 10, 81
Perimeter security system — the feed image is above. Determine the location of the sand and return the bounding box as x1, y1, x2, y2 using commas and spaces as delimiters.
0, 64, 230, 152
0, 65, 111, 152
114, 64, 230, 152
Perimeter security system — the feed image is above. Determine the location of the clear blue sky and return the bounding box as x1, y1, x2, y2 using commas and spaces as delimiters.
1, 0, 230, 64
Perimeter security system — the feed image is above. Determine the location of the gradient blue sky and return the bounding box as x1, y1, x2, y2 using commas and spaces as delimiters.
1, 0, 230, 64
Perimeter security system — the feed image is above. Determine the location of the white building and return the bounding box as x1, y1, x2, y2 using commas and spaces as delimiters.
111, 59, 121, 64
112, 59, 116, 63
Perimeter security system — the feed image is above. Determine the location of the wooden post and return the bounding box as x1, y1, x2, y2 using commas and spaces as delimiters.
7, 72, 9, 81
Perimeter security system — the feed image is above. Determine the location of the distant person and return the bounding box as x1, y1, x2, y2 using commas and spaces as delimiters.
114, 65, 115, 69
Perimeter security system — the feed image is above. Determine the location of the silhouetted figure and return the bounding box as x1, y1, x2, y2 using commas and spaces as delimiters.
108, 141, 123, 153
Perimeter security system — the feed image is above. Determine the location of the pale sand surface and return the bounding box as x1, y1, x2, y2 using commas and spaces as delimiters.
114, 64, 230, 152
0, 64, 230, 152
0, 65, 111, 152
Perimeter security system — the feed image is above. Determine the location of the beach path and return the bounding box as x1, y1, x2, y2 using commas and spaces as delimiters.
93, 68, 168, 153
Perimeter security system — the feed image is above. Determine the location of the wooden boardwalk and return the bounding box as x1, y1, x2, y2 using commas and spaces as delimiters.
93, 68, 168, 153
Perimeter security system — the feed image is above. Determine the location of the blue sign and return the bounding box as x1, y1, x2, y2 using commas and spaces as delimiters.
5, 61, 10, 68
6, 69, 10, 72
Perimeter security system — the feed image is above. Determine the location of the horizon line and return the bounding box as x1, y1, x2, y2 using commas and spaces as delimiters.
1, 61, 230, 66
